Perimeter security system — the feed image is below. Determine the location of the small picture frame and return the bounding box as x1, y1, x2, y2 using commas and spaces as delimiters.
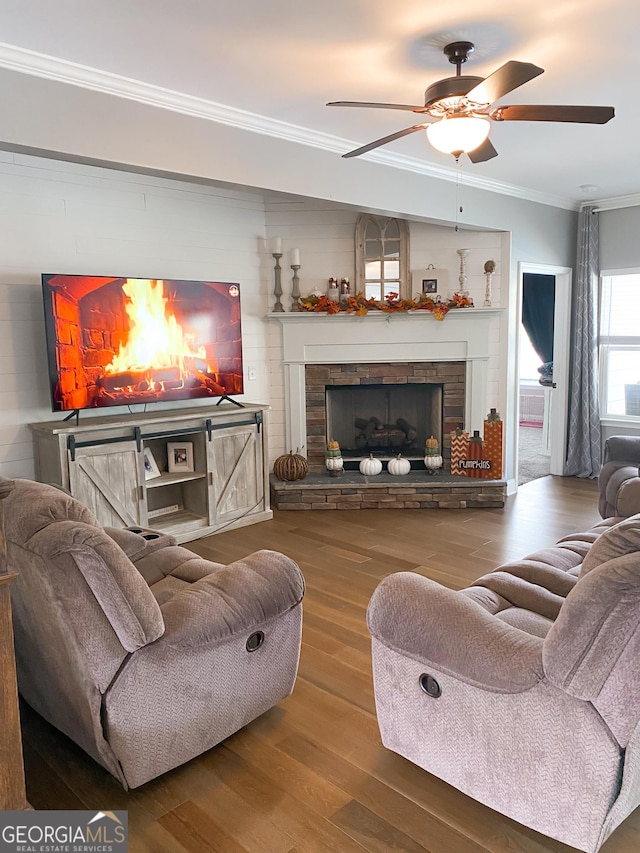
412, 268, 449, 298
143, 447, 161, 480
167, 441, 194, 473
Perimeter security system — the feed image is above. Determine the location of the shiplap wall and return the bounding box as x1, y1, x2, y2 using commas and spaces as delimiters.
0, 154, 508, 480
0, 152, 275, 479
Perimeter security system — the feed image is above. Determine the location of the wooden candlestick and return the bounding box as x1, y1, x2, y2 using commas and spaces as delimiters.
290, 264, 301, 311
272, 253, 284, 313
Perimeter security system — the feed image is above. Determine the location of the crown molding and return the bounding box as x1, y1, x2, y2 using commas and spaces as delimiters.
582, 193, 640, 212
0, 41, 576, 212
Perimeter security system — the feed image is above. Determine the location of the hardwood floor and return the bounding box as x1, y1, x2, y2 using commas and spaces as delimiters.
19, 475, 639, 852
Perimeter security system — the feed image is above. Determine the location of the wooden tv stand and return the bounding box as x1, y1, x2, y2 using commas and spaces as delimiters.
30, 404, 272, 544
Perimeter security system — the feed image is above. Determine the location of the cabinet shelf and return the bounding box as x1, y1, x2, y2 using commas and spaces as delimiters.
145, 471, 207, 489
151, 510, 209, 536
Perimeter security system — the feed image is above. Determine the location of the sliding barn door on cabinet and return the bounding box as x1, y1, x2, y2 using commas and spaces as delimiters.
68, 442, 144, 527
208, 423, 264, 529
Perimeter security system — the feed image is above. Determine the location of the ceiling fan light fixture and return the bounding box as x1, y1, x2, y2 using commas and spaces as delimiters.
426, 116, 491, 156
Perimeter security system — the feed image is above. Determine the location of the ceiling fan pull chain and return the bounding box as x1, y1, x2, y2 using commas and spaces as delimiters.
455, 161, 463, 232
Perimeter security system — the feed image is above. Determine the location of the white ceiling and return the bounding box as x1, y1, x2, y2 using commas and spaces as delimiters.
0, 0, 638, 207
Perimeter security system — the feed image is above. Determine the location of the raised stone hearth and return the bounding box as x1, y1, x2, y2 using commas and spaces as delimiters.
270, 471, 506, 510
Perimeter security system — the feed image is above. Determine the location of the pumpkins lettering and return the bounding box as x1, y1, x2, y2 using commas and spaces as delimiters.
387, 454, 411, 476
273, 450, 309, 481
359, 454, 383, 476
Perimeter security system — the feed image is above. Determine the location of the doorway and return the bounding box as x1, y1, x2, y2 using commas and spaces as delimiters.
516, 264, 572, 485
518, 273, 553, 483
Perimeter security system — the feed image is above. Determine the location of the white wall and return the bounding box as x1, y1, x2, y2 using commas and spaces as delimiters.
600, 206, 640, 270
0, 152, 273, 479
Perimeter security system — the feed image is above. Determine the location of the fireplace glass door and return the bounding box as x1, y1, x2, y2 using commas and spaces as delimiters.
326, 383, 442, 458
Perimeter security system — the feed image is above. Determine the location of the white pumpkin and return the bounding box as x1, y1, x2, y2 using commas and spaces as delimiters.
325, 455, 344, 471
359, 454, 383, 476
387, 455, 411, 476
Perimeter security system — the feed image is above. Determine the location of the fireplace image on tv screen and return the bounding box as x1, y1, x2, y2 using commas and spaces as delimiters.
42, 275, 244, 412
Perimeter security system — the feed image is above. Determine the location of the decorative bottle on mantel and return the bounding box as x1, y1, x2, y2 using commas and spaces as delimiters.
328, 277, 339, 301
450, 426, 470, 476
340, 277, 351, 304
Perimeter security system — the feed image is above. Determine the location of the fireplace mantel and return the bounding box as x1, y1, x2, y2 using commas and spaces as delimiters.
269, 309, 505, 455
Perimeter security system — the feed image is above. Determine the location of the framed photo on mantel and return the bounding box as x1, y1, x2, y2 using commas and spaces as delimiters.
412, 268, 449, 298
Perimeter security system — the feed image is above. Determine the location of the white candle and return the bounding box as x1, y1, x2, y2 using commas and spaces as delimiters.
291, 248, 301, 266
272, 237, 282, 254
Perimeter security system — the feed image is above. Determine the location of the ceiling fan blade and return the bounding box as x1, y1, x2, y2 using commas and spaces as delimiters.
467, 138, 498, 163
489, 104, 615, 124
342, 123, 430, 158
466, 61, 544, 106
327, 100, 429, 112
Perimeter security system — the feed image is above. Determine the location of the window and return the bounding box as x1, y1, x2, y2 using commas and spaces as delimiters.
355, 214, 409, 300
599, 273, 640, 418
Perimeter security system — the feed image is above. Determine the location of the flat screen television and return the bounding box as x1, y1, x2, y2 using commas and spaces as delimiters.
41, 274, 244, 412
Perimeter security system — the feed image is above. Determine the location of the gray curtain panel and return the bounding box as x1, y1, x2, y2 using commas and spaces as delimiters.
565, 205, 601, 477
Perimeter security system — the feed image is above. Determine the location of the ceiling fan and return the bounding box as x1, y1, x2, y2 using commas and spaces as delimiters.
327, 41, 614, 162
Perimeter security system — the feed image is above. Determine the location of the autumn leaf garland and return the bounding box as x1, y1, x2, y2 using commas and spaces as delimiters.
297, 291, 473, 320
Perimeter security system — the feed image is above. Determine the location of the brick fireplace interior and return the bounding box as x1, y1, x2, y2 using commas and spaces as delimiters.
305, 361, 465, 472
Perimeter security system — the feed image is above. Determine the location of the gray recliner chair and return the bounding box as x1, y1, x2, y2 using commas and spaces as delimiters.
367, 512, 640, 853
2, 476, 304, 789
599, 435, 640, 518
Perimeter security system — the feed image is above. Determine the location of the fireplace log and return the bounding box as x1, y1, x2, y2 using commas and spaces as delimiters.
353, 415, 419, 452
97, 371, 150, 392
368, 428, 407, 447
148, 367, 182, 383
369, 429, 388, 447
396, 418, 417, 441
389, 429, 406, 448
193, 371, 226, 395
363, 419, 377, 442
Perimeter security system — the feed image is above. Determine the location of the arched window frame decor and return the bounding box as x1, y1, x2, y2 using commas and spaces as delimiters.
355, 214, 410, 300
